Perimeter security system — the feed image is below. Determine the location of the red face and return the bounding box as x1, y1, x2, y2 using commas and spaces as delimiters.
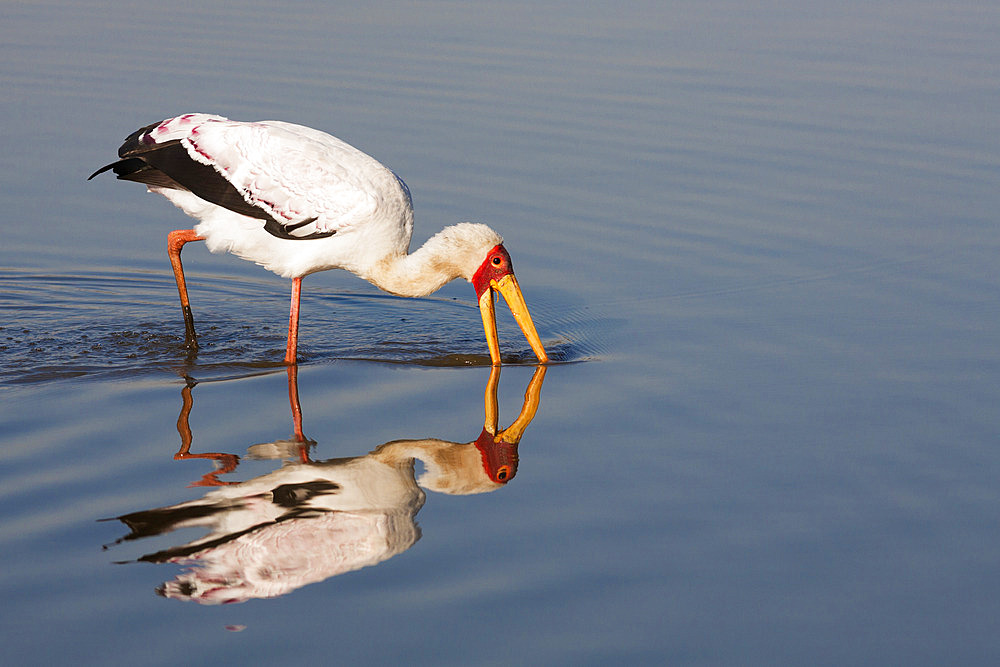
472, 244, 514, 298
474, 428, 519, 484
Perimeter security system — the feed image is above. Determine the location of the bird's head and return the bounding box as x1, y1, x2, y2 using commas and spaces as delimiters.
422, 222, 547, 365
471, 243, 548, 365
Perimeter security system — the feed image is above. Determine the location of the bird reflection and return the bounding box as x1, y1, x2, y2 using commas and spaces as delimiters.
107, 364, 545, 604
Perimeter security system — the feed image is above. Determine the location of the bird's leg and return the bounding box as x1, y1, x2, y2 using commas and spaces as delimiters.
284, 277, 303, 365
167, 229, 205, 350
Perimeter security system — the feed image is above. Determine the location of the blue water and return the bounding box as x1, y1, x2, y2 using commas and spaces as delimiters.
2, 1, 999, 664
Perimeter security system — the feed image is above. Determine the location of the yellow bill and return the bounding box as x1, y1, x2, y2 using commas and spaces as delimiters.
479, 273, 548, 365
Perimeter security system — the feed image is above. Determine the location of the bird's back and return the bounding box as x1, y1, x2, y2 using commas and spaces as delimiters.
98, 114, 416, 277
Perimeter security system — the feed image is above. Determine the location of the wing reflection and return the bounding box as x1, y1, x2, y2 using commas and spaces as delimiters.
107, 365, 546, 605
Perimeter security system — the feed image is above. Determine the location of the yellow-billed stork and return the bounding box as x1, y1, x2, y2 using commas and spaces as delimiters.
89, 114, 548, 365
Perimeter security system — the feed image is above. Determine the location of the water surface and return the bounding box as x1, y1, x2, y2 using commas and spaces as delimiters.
2, 1, 999, 664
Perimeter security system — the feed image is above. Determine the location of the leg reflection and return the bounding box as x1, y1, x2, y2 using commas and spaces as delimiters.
173, 377, 240, 487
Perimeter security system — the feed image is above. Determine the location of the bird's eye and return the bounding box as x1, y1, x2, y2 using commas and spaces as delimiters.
492, 256, 502, 266
496, 466, 510, 481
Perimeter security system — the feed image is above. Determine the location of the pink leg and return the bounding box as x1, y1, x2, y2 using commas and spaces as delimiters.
167, 229, 205, 349
283, 277, 302, 365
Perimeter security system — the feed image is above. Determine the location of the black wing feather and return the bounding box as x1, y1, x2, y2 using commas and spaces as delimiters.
90, 120, 335, 240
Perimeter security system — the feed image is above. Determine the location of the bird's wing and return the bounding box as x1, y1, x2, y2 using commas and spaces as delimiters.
115, 114, 397, 240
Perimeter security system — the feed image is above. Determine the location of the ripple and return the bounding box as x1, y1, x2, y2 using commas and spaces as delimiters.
0, 268, 595, 385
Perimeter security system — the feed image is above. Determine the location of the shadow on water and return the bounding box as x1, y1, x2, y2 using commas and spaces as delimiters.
102, 364, 546, 605
0, 268, 593, 385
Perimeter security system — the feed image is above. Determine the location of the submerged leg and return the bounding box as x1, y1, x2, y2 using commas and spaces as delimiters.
284, 277, 303, 365
167, 229, 205, 349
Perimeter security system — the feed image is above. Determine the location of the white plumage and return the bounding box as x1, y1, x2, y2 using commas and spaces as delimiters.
149, 114, 416, 280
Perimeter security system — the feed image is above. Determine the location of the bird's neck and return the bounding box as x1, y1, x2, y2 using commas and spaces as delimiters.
364, 233, 467, 298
